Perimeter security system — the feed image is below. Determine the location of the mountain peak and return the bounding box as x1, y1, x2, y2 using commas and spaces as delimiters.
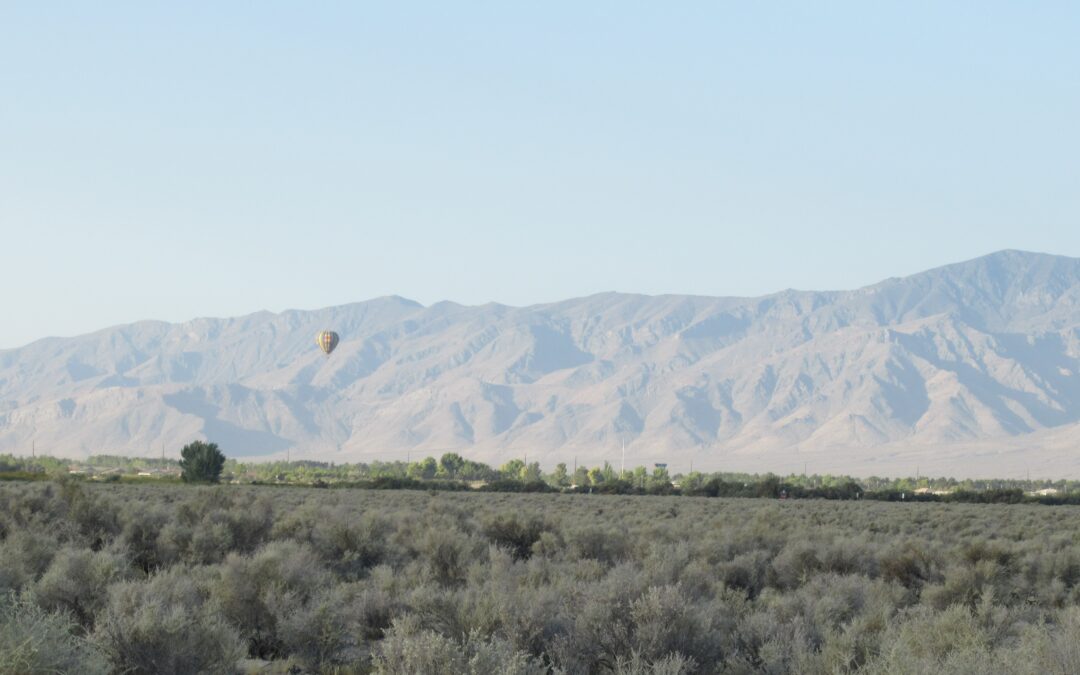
926, 249, 1079, 280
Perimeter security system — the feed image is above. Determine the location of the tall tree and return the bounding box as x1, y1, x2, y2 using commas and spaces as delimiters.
439, 452, 465, 478
407, 457, 438, 480
179, 441, 226, 484
500, 459, 526, 481
550, 463, 570, 487
522, 461, 543, 483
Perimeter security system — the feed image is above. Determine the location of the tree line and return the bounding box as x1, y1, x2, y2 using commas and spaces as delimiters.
6, 448, 1080, 505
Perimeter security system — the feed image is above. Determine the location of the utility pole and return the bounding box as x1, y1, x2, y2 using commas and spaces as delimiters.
32, 441, 35, 459
621, 441, 626, 476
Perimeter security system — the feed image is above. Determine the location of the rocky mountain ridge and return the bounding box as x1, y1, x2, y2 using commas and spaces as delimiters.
3, 250, 1079, 477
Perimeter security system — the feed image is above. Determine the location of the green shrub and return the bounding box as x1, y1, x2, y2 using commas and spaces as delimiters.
863, 604, 989, 673
614, 651, 697, 675
565, 525, 631, 565
0, 592, 109, 674
374, 617, 546, 675
35, 546, 133, 628
210, 540, 332, 659
482, 514, 552, 561
629, 584, 725, 666
0, 530, 58, 594
92, 568, 244, 675
274, 586, 360, 669
422, 527, 474, 587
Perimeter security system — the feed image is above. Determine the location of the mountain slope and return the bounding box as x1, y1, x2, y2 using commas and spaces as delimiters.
3, 250, 1080, 477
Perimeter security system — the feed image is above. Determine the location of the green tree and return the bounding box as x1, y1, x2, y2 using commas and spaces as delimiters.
407, 457, 438, 480
549, 463, 570, 487
681, 470, 704, 492
522, 461, 542, 483
601, 462, 617, 483
439, 453, 465, 478
462, 460, 495, 481
179, 441, 226, 483
500, 459, 526, 481
755, 475, 781, 498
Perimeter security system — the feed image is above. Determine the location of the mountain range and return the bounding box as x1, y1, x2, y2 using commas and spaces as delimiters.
3, 250, 1080, 478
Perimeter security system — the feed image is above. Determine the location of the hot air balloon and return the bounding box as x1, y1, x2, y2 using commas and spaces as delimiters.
316, 330, 339, 356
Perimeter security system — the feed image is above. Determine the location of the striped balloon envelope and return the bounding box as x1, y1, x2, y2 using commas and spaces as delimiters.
316, 330, 339, 356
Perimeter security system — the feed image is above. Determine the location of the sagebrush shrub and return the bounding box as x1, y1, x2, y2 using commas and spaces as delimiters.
35, 545, 132, 628
374, 617, 546, 675
4, 481, 1080, 673
0, 592, 109, 675
92, 568, 245, 675
483, 514, 552, 561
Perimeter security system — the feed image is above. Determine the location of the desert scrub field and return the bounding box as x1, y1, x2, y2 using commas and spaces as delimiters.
3, 482, 1080, 674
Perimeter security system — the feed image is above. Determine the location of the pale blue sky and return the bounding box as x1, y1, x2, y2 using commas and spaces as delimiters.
1, 2, 1078, 348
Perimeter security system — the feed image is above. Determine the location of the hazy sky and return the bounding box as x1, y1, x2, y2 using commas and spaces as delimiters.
2, 3, 1078, 348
